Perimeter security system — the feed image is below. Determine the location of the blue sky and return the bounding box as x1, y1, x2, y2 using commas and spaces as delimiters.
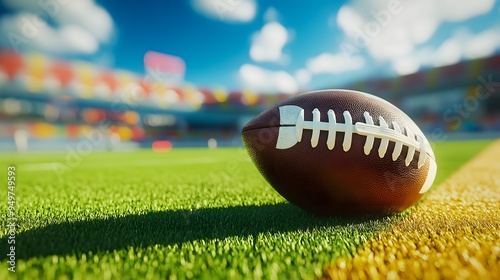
1, 0, 499, 93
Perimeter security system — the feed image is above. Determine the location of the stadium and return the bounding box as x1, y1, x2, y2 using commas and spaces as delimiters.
0, 0, 499, 279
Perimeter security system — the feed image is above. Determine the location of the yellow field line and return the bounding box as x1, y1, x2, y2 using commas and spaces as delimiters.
323, 140, 500, 280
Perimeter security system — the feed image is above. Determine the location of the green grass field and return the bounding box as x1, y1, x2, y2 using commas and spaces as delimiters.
0, 140, 491, 279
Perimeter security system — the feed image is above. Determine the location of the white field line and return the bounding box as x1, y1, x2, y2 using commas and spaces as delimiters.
20, 157, 251, 171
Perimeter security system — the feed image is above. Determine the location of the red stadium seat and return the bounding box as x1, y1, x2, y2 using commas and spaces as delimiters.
227, 91, 244, 106
99, 72, 119, 94
0, 50, 24, 80
49, 61, 73, 87
198, 88, 217, 104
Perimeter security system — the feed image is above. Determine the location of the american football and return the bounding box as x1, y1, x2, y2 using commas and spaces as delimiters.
242, 89, 437, 216
2, 1, 499, 278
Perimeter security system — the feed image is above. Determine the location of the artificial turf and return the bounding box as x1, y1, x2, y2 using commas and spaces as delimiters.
324, 140, 500, 279
0, 140, 492, 279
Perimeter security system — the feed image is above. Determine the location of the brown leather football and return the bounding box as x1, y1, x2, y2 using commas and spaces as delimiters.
242, 89, 437, 216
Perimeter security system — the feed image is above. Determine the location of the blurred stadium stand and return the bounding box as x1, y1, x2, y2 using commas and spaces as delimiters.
343, 54, 500, 140
0, 49, 499, 151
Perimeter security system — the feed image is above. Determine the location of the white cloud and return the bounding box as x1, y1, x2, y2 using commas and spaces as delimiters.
0, 0, 114, 54
433, 38, 462, 67
263, 7, 279, 22
287, 52, 365, 88
190, 0, 256, 23
294, 68, 311, 86
336, 5, 366, 35
336, 0, 495, 61
0, 13, 99, 54
432, 27, 500, 65
239, 64, 298, 94
435, 0, 495, 21
3, 0, 113, 43
463, 27, 500, 59
391, 26, 500, 74
250, 21, 290, 63
306, 52, 365, 74
392, 57, 420, 75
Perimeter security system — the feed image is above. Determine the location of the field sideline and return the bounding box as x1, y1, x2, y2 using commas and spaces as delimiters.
0, 140, 495, 279
324, 140, 500, 279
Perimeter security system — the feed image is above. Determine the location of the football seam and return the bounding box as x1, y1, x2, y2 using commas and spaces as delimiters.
276, 105, 433, 168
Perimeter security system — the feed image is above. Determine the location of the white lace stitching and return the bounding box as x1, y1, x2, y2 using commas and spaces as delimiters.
276, 105, 429, 168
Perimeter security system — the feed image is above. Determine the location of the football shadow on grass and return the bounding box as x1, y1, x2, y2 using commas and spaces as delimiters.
1, 202, 400, 260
